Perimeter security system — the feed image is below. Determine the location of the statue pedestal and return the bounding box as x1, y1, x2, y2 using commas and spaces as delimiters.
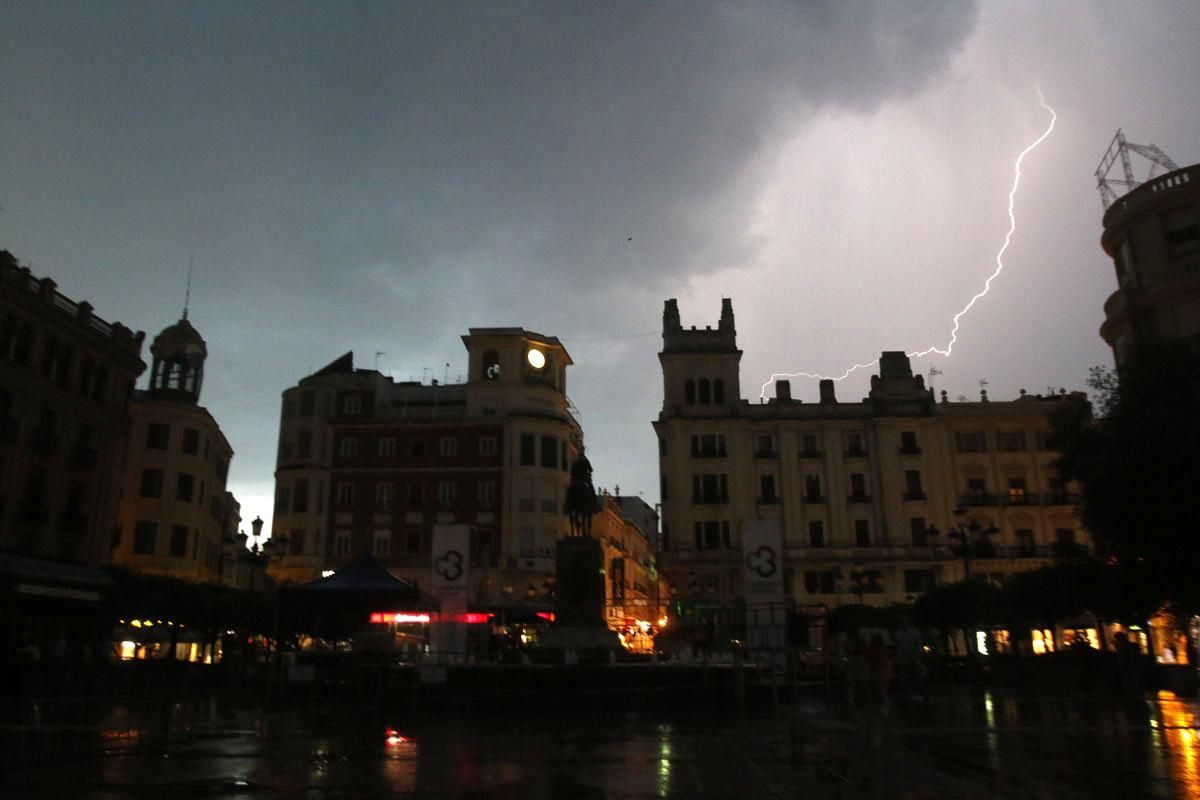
536, 537, 621, 661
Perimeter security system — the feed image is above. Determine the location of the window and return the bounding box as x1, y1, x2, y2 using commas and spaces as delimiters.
275, 485, 291, 513
693, 521, 730, 550
411, 439, 426, 457
376, 482, 394, 511
854, 519, 871, 547
438, 481, 457, 508
691, 473, 728, 504
713, 379, 725, 404
342, 394, 362, 415
1056, 528, 1077, 547
379, 437, 396, 457
520, 434, 536, 466
297, 431, 312, 459
800, 434, 820, 456
336, 482, 354, 506
405, 528, 422, 556
373, 530, 391, 557
176, 473, 195, 502
146, 423, 169, 449
540, 436, 558, 468
910, 517, 928, 546
804, 474, 822, 502
759, 474, 778, 503
1035, 430, 1056, 452
408, 483, 423, 507
300, 391, 315, 416
440, 437, 458, 457
685, 379, 696, 405
140, 469, 163, 498
478, 481, 496, 509
904, 569, 935, 594
133, 521, 157, 554
539, 480, 557, 513
997, 431, 1027, 452
1016, 529, 1036, 556
339, 437, 358, 458
846, 432, 866, 456
482, 349, 501, 380
283, 398, 296, 420
755, 434, 776, 457
966, 477, 988, 502
698, 378, 711, 404
334, 531, 350, 556
561, 441, 568, 472
1007, 477, 1028, 504
182, 428, 199, 455
849, 473, 868, 500
904, 470, 924, 500
804, 570, 837, 594
169, 525, 188, 557
954, 430, 986, 453
293, 479, 309, 513
808, 520, 825, 548
479, 436, 497, 456
518, 478, 535, 512
691, 433, 727, 458
900, 431, 919, 454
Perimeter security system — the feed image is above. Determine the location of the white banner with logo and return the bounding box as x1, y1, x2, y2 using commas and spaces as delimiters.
431, 524, 471, 660
742, 519, 786, 655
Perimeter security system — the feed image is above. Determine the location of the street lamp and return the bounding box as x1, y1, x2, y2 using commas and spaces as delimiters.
927, 507, 998, 580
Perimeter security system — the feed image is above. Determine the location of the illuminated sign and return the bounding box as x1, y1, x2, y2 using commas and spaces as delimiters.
368, 612, 431, 624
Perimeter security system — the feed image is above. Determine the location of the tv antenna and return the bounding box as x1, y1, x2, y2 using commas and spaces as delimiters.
1095, 129, 1179, 209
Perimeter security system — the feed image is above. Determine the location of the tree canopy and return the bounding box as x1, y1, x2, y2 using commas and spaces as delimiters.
1051, 338, 1200, 614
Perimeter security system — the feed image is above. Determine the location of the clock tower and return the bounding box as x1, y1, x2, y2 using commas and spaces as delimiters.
147, 317, 207, 404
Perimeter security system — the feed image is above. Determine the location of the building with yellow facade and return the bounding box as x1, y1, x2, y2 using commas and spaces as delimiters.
653, 299, 1088, 626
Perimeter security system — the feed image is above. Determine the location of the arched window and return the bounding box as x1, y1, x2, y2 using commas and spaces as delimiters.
685, 379, 696, 405
698, 378, 711, 405
482, 349, 500, 380
713, 379, 725, 404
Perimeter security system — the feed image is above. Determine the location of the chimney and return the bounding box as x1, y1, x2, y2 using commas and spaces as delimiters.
819, 379, 837, 404
775, 380, 792, 402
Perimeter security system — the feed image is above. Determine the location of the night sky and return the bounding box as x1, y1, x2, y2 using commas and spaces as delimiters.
3, 1, 1198, 537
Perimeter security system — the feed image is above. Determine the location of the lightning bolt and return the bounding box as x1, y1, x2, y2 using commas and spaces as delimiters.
759, 89, 1058, 399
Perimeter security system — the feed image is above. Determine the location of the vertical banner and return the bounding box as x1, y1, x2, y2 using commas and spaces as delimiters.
431, 524, 471, 661
742, 519, 786, 657
611, 557, 625, 610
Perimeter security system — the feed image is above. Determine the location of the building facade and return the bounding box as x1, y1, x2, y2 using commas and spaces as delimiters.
592, 492, 662, 647
269, 329, 583, 612
112, 316, 244, 584
0, 251, 146, 565
1099, 162, 1200, 363
653, 299, 1087, 618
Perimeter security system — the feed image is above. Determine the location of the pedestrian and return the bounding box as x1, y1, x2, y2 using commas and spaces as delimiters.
844, 633, 871, 712
1114, 631, 1144, 694
866, 632, 895, 714
894, 619, 928, 706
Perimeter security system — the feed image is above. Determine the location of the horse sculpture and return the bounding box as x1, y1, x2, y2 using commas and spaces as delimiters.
564, 451, 597, 537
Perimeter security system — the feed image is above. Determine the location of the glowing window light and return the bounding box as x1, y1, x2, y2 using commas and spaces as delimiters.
322, 570, 335, 578
119, 641, 137, 660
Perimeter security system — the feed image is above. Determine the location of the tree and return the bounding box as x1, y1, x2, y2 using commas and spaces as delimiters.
1051, 338, 1200, 616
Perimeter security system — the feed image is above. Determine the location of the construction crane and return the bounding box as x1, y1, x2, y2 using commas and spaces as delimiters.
1095, 129, 1180, 209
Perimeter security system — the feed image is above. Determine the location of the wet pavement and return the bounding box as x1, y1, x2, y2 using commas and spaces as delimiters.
2, 687, 1199, 798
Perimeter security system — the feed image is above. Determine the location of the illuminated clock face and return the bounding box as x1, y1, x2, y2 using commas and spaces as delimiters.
526, 348, 546, 369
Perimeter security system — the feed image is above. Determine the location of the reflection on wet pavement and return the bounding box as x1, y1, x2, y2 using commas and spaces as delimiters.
2, 688, 1199, 798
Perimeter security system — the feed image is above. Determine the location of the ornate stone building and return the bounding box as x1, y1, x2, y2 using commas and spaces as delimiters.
653, 299, 1087, 619
113, 315, 244, 584
0, 251, 146, 565
269, 328, 583, 613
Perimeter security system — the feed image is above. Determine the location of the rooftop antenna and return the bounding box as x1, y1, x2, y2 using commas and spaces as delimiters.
374, 350, 385, 370
182, 256, 193, 320
1095, 129, 1180, 210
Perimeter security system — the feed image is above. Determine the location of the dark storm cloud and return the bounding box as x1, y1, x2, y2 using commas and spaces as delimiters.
1, 1, 980, 522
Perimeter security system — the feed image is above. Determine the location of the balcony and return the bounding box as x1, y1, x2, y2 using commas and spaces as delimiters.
960, 493, 998, 507
692, 495, 730, 505
756, 496, 781, 506
899, 445, 922, 456
1041, 492, 1081, 506
848, 493, 872, 504
903, 491, 927, 502
691, 448, 727, 459
803, 494, 826, 505
1004, 493, 1034, 507
754, 449, 778, 459
845, 447, 867, 458
798, 449, 823, 459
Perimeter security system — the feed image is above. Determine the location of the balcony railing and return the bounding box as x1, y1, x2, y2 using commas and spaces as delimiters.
899, 445, 922, 455
848, 493, 872, 504
960, 493, 999, 507
798, 449, 822, 459
844, 447, 867, 458
903, 491, 927, 502
754, 449, 778, 459
691, 449, 727, 459
756, 496, 781, 505
803, 494, 826, 504
692, 495, 729, 505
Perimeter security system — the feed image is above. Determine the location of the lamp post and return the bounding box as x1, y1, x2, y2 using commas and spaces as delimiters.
926, 508, 998, 581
